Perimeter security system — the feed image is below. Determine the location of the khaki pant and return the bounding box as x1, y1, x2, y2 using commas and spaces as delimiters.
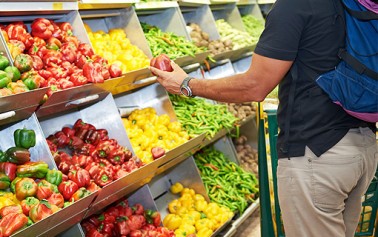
277, 127, 378, 237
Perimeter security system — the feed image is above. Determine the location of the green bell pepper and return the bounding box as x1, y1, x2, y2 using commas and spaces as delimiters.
0, 71, 11, 89
0, 172, 10, 190
5, 147, 30, 165
0, 150, 7, 162
0, 55, 10, 70
4, 66, 21, 82
14, 54, 32, 73
45, 169, 63, 186
16, 161, 49, 179
14, 128, 36, 149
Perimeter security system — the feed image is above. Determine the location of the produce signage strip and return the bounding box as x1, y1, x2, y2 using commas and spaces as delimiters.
81, 197, 174, 237
194, 146, 259, 214
141, 22, 204, 59
164, 182, 234, 237
0, 128, 86, 236
46, 119, 144, 190
0, 18, 122, 98
215, 19, 255, 50
241, 15, 265, 43
169, 94, 238, 139
122, 107, 190, 164
85, 25, 150, 74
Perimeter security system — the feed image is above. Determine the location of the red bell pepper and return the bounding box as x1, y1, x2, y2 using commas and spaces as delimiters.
75, 54, 91, 69
93, 169, 113, 187
116, 216, 131, 236
109, 63, 122, 78
72, 155, 92, 169
78, 43, 94, 57
29, 200, 53, 223
9, 39, 25, 54
47, 192, 64, 208
36, 179, 56, 200
0, 205, 22, 218
151, 147, 165, 160
38, 69, 53, 80
68, 166, 91, 188
46, 37, 62, 50
58, 22, 73, 36
87, 180, 101, 193
83, 62, 104, 83
70, 69, 88, 86
84, 129, 100, 145
61, 126, 75, 138
70, 187, 91, 202
6, 23, 34, 50
0, 162, 17, 181
43, 50, 63, 67
86, 229, 104, 237
61, 42, 76, 63
132, 204, 144, 215
62, 35, 79, 48
96, 129, 109, 141
126, 215, 146, 231
69, 136, 84, 150
31, 55, 44, 70
51, 21, 63, 40
0, 212, 28, 237
15, 177, 38, 201
58, 180, 79, 201
54, 131, 71, 148
31, 18, 54, 40
32, 36, 46, 47
20, 196, 39, 216
85, 163, 101, 179
59, 79, 74, 89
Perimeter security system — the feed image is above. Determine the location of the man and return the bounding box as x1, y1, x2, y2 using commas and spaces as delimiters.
150, 0, 377, 236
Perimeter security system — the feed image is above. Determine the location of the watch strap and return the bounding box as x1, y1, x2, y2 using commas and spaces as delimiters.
180, 76, 195, 97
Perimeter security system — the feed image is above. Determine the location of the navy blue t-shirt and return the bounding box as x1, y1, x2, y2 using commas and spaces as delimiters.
254, 0, 373, 158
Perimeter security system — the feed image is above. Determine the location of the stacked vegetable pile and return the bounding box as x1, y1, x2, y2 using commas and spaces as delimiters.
215, 19, 255, 50
169, 94, 237, 139
122, 107, 189, 164
223, 102, 257, 121
0, 128, 90, 236
0, 53, 22, 96
86, 26, 150, 73
81, 197, 174, 237
233, 135, 258, 175
141, 22, 204, 59
1, 19, 122, 97
241, 15, 265, 43
46, 119, 143, 189
164, 182, 234, 237
187, 23, 233, 56
194, 146, 259, 213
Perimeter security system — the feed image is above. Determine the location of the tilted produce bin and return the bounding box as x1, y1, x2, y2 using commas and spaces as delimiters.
38, 93, 160, 219
210, 2, 256, 62
79, 7, 157, 94
149, 156, 234, 236
0, 113, 97, 237
114, 82, 205, 174
136, 3, 209, 68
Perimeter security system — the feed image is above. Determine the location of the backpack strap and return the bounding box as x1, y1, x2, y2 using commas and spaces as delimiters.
342, 0, 378, 20
338, 49, 378, 80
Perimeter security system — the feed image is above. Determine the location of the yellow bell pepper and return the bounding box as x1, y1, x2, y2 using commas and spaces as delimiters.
179, 194, 194, 210
168, 199, 181, 214
188, 210, 201, 221
168, 121, 182, 133
181, 213, 196, 226
194, 199, 208, 212
174, 223, 196, 236
195, 218, 214, 232
157, 114, 171, 126
170, 182, 184, 194
181, 188, 196, 197
196, 227, 213, 237
163, 214, 182, 231
0, 196, 15, 210
204, 202, 220, 220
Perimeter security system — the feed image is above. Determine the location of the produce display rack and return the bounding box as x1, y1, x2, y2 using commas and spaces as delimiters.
0, 1, 263, 236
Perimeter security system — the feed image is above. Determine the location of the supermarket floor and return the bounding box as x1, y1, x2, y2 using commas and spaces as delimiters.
234, 208, 261, 237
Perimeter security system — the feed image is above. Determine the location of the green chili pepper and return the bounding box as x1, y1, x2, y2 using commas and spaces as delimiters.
14, 128, 36, 149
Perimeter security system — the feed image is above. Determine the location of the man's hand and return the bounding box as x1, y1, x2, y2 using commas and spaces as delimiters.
149, 61, 188, 95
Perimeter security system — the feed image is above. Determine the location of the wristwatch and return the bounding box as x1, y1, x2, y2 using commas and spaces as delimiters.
180, 76, 195, 97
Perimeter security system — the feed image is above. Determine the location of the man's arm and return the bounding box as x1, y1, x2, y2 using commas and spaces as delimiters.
150, 53, 293, 103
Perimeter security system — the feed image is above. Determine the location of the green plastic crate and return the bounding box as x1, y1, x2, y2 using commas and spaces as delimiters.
258, 106, 378, 237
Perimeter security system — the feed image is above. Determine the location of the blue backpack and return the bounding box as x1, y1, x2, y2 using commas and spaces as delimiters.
316, 0, 378, 122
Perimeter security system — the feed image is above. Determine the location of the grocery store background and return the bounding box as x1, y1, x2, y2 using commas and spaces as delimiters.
0, 0, 376, 237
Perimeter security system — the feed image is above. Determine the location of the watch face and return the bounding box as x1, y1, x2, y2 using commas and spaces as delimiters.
180, 87, 190, 96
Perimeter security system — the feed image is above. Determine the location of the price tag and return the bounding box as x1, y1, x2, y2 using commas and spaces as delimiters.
53, 2, 64, 10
